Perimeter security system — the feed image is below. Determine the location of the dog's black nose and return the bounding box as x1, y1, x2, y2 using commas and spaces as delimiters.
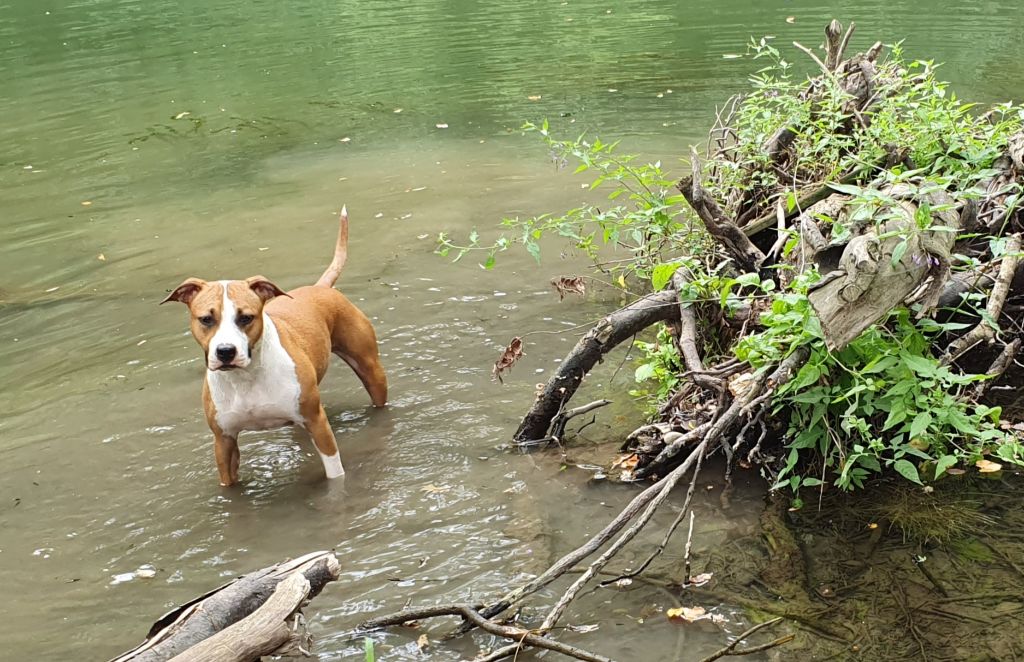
215, 344, 237, 362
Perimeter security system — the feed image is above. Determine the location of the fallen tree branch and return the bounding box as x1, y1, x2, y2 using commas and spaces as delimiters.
477, 441, 710, 662
972, 338, 1021, 400
808, 189, 961, 350
168, 572, 311, 662
680, 148, 766, 273
362, 605, 616, 662
515, 290, 680, 443
743, 167, 863, 237
698, 616, 795, 662
943, 233, 1022, 363
112, 551, 340, 662
550, 399, 613, 441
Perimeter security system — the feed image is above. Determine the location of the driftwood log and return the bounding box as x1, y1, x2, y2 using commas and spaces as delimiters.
111, 551, 340, 662
514, 289, 680, 442
807, 188, 962, 349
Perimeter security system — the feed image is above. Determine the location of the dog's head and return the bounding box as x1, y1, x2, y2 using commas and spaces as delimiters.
161, 276, 288, 371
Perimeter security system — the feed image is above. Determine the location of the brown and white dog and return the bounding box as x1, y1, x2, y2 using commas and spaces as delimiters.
162, 207, 387, 486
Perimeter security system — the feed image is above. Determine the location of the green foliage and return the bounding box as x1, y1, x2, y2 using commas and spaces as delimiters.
711, 38, 1024, 210
454, 35, 1024, 493
436, 119, 713, 282
743, 283, 1022, 492
630, 325, 683, 406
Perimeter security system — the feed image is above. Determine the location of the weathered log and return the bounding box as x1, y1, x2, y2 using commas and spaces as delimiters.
680, 148, 766, 273
943, 233, 1022, 363
807, 188, 961, 350
112, 551, 340, 662
514, 289, 680, 442
168, 572, 311, 662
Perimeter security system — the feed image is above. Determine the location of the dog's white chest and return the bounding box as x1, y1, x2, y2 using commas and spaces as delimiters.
207, 317, 302, 436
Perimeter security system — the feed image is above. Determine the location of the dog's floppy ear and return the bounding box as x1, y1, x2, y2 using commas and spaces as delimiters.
245, 275, 289, 302
161, 277, 207, 305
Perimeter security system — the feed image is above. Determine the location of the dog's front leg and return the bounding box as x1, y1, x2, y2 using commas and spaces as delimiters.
213, 430, 240, 486
302, 405, 345, 479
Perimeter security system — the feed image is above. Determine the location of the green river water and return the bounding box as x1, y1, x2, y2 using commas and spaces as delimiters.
2, 0, 1023, 659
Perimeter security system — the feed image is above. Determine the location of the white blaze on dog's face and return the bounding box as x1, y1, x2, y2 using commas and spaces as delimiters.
161, 276, 288, 371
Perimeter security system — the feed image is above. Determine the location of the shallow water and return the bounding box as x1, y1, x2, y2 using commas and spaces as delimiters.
2, 0, 1023, 659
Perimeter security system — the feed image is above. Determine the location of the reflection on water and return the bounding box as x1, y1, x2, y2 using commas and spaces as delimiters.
1, 0, 1023, 659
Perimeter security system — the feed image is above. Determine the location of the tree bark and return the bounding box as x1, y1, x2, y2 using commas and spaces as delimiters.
514, 289, 680, 442
168, 572, 310, 662
807, 190, 961, 350
111, 551, 340, 662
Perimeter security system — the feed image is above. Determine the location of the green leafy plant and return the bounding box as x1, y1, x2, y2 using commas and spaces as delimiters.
448, 34, 1024, 495
630, 325, 683, 406
741, 288, 1022, 492
436, 120, 712, 283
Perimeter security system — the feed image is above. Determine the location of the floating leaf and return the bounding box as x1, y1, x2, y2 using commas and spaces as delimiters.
785, 16, 796, 23
171, 111, 190, 120
527, 95, 542, 101
420, 484, 451, 494
611, 454, 640, 470
493, 337, 524, 383
417, 634, 429, 651
667, 606, 724, 624
551, 276, 586, 300
435, 123, 449, 129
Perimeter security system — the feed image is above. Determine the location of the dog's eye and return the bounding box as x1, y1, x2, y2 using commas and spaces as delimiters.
198, 315, 216, 327
237, 314, 255, 326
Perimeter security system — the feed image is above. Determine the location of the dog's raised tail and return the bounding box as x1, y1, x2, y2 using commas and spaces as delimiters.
316, 205, 349, 288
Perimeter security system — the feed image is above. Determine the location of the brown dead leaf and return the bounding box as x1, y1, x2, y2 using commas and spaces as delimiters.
493, 336, 524, 383
667, 605, 725, 624
611, 454, 640, 470
727, 372, 755, 398
666, 606, 706, 622
551, 275, 586, 301
417, 634, 429, 651
976, 459, 1003, 473
909, 438, 929, 451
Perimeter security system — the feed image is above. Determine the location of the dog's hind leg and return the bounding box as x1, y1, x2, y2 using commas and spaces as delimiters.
329, 307, 388, 407
335, 350, 388, 407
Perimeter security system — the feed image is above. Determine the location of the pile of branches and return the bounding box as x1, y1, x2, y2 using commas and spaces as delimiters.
363, 21, 1024, 662
518, 20, 1024, 483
